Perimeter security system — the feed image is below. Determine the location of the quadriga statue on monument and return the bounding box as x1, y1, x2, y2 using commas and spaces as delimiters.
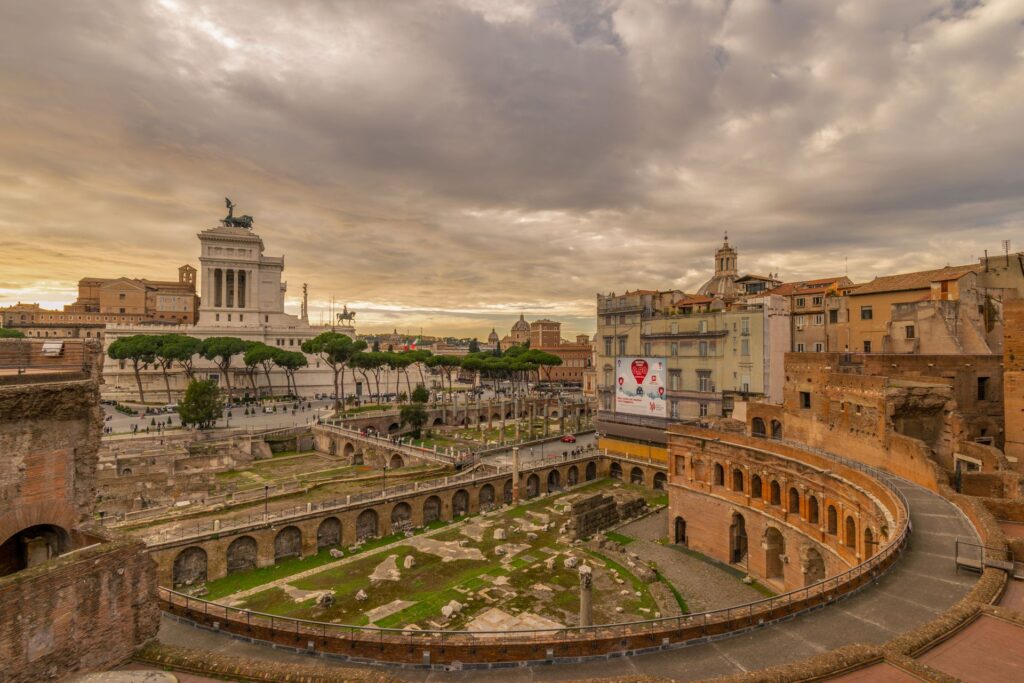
223, 197, 254, 229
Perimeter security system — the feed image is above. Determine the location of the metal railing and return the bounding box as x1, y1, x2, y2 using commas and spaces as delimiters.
156, 434, 910, 662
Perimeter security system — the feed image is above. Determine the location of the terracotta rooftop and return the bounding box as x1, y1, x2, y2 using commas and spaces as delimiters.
768, 277, 847, 297
850, 263, 979, 296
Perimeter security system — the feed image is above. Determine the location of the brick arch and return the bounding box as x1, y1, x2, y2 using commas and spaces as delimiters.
226, 536, 257, 574
502, 479, 514, 504
585, 461, 597, 480
274, 526, 302, 562
526, 473, 540, 498
452, 489, 470, 516
172, 546, 207, 588
630, 466, 644, 485
0, 501, 78, 554
479, 483, 495, 509
423, 495, 443, 524
567, 465, 579, 486
356, 509, 379, 540
547, 468, 562, 491
391, 502, 412, 526
317, 517, 341, 549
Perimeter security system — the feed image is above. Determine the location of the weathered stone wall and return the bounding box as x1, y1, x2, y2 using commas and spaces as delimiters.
571, 494, 619, 539
0, 533, 160, 682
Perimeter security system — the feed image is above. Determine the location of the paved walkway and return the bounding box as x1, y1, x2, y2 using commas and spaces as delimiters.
156, 478, 981, 682
616, 509, 763, 611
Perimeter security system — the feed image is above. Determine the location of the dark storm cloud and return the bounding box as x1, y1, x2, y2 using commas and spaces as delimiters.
0, 0, 1022, 337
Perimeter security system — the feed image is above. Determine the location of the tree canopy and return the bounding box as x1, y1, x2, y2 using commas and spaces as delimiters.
108, 334, 160, 402
0, 328, 25, 338
178, 379, 223, 429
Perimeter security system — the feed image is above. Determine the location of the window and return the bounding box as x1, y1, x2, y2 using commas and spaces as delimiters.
617, 336, 627, 355
670, 322, 678, 334
713, 463, 724, 485
863, 340, 872, 353
239, 314, 243, 322
699, 402, 709, 417
604, 337, 613, 355
264, 315, 269, 323
799, 391, 811, 409
741, 338, 750, 356
977, 377, 989, 401
905, 325, 915, 339
669, 370, 681, 391
603, 367, 613, 386
618, 314, 626, 324
119, 293, 126, 300
699, 341, 708, 357
796, 297, 806, 307
698, 371, 712, 392
829, 309, 839, 324
643, 342, 652, 355
812, 296, 823, 306
605, 315, 612, 325
796, 343, 805, 352
670, 400, 679, 419
860, 305, 873, 320
670, 342, 678, 356
674, 455, 685, 475
795, 315, 806, 329
813, 314, 824, 326
814, 342, 824, 352
741, 317, 749, 335
215, 313, 220, 321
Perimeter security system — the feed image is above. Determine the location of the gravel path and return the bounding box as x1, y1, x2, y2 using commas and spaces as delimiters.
616, 508, 763, 612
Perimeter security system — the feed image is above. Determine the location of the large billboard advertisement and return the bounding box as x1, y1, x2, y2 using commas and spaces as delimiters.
615, 357, 667, 418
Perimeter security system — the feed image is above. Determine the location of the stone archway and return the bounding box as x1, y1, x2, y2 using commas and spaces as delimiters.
502, 479, 513, 504
452, 489, 470, 517
630, 467, 644, 485
274, 526, 302, 562
357, 509, 379, 540
479, 483, 495, 509
763, 526, 785, 580
432, 417, 444, 427
423, 496, 442, 524
343, 442, 355, 459
0, 524, 70, 576
173, 546, 208, 588
547, 469, 561, 491
567, 465, 579, 486
388, 422, 400, 433
526, 473, 540, 498
752, 417, 767, 437
391, 502, 412, 527
389, 453, 404, 469
864, 527, 875, 559
609, 462, 622, 480
730, 513, 748, 565
317, 517, 341, 549
802, 545, 826, 586
227, 536, 258, 574
674, 516, 687, 545
585, 461, 597, 481
653, 471, 667, 490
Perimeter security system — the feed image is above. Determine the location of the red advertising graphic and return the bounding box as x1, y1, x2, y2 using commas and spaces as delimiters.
630, 359, 649, 384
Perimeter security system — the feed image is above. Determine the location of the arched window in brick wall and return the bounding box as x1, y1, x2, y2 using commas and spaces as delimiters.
770, 480, 781, 505
732, 468, 744, 492
845, 516, 857, 549
808, 496, 820, 524
751, 475, 763, 498
713, 463, 725, 486
788, 487, 801, 514
827, 505, 838, 535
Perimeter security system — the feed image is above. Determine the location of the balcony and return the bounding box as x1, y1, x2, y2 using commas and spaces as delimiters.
641, 328, 728, 339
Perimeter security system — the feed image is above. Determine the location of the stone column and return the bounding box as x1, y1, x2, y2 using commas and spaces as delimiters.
219, 268, 226, 309
512, 446, 521, 502
579, 564, 593, 627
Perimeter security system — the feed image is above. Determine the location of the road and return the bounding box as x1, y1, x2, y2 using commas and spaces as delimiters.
101, 398, 336, 436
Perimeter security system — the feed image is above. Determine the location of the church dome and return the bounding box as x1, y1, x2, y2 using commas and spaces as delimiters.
697, 234, 740, 301
511, 314, 529, 332
488, 328, 499, 343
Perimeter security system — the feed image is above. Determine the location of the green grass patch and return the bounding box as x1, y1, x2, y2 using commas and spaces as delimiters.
662, 576, 689, 613
204, 549, 340, 600
604, 531, 634, 546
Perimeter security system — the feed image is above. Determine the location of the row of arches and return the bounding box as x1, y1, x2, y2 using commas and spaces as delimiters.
689, 452, 883, 564
608, 463, 667, 490
751, 417, 783, 440
674, 512, 827, 587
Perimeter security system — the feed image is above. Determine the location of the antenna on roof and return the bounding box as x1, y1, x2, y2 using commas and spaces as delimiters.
1004, 239, 1012, 266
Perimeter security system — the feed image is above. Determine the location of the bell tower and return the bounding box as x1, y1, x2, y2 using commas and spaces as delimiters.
714, 232, 738, 277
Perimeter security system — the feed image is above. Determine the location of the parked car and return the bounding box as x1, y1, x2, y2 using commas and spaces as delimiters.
560, 435, 577, 443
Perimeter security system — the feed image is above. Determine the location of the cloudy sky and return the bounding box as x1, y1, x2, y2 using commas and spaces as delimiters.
1, 0, 1021, 338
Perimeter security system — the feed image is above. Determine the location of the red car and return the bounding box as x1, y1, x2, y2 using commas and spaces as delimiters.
560, 435, 577, 443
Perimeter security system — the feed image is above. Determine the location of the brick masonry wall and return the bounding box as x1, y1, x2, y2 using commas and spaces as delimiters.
1004, 300, 1024, 465
0, 534, 160, 682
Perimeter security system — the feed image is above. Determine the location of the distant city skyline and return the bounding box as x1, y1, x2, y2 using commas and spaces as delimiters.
2, 1, 1021, 339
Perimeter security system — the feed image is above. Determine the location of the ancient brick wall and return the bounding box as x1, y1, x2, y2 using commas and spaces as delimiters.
0, 535, 159, 682
0, 342, 103, 543
1004, 300, 1024, 466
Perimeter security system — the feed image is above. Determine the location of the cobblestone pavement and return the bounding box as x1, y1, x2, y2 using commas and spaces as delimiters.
157, 478, 980, 682
615, 509, 763, 611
